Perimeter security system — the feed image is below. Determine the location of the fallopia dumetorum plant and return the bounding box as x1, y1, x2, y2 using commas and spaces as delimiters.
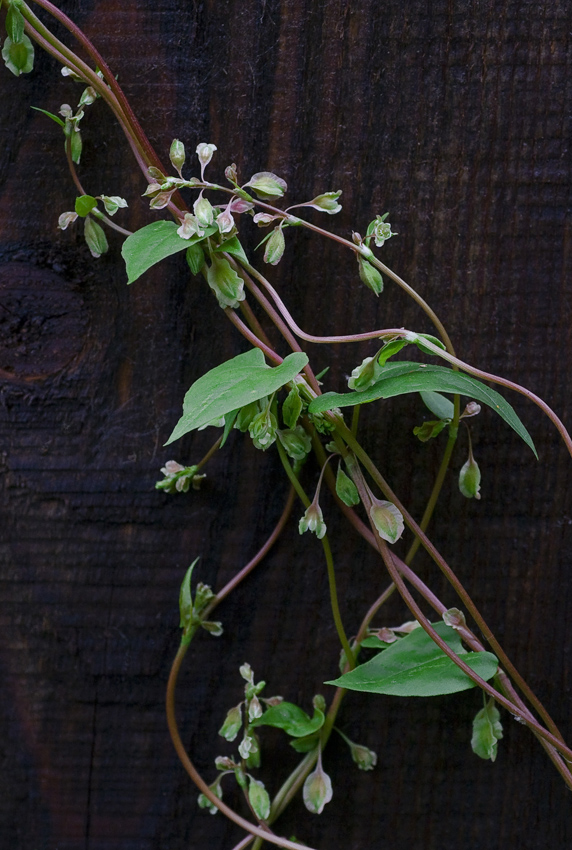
3, 2, 572, 849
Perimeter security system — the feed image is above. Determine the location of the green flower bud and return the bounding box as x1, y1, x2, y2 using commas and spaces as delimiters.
304, 191, 342, 214
357, 256, 384, 295
193, 195, 214, 228
303, 753, 333, 814
442, 607, 466, 629
57, 211, 78, 231
215, 755, 237, 770
238, 732, 258, 760
278, 426, 311, 461
239, 663, 254, 683
201, 620, 223, 636
248, 777, 270, 821
83, 216, 108, 259
459, 454, 481, 499
6, 4, 25, 44
219, 703, 243, 742
169, 138, 186, 174
99, 195, 128, 216
197, 778, 223, 814
206, 254, 245, 309
177, 213, 204, 240
471, 698, 503, 762
248, 409, 278, 450
263, 225, 286, 265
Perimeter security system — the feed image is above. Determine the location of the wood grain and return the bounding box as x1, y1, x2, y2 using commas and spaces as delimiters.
0, 1, 571, 848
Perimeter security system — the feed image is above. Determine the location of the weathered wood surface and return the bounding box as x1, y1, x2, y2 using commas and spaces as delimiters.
1, 1, 571, 848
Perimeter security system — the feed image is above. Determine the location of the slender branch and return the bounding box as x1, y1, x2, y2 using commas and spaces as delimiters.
346, 456, 572, 763
166, 645, 318, 850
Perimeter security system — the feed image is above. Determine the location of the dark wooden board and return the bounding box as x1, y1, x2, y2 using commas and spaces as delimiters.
1, 1, 571, 848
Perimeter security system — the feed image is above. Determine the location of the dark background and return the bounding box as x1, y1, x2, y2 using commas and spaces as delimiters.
1, 1, 571, 848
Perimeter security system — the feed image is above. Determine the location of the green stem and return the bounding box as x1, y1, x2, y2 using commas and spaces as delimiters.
275, 441, 355, 668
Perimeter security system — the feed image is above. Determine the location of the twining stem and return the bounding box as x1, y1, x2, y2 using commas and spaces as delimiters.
166, 644, 317, 850
404, 428, 457, 564
345, 456, 572, 763
340, 428, 568, 744
203, 487, 296, 612
28, 0, 167, 173
275, 441, 356, 668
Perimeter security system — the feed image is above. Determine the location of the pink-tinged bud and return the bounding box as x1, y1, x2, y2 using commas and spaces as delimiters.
177, 213, 204, 240
230, 198, 254, 213
244, 171, 287, 200
369, 499, 404, 544
216, 207, 235, 234
196, 142, 217, 177
442, 608, 466, 629
57, 211, 78, 231
303, 751, 333, 814
149, 190, 175, 210
461, 401, 481, 419
225, 163, 238, 183
253, 212, 281, 227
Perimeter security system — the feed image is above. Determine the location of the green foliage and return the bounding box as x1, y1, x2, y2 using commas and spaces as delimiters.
75, 195, 97, 217
327, 621, 499, 696
421, 390, 455, 420
122, 220, 217, 283
6, 3, 25, 44
251, 701, 325, 738
166, 348, 308, 444
308, 361, 537, 456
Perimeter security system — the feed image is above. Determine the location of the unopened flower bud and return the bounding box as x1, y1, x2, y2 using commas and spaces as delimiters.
369, 498, 404, 544
303, 752, 333, 814
278, 426, 311, 461
196, 142, 217, 176
218, 703, 242, 742
248, 409, 278, 451
225, 163, 238, 183
169, 138, 186, 174
459, 454, 481, 499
